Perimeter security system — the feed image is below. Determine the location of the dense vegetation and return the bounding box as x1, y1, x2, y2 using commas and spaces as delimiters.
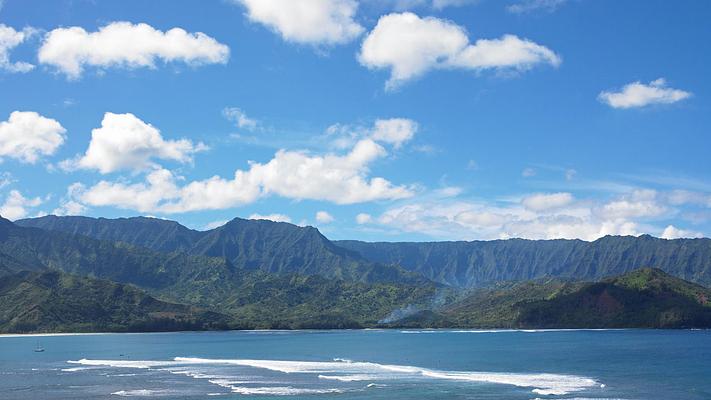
0, 270, 230, 333
5, 215, 711, 332
0, 216, 435, 332
17, 216, 423, 285
19, 215, 711, 288
389, 268, 711, 329
337, 236, 711, 287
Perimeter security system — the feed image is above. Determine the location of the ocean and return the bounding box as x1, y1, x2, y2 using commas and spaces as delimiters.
0, 329, 709, 399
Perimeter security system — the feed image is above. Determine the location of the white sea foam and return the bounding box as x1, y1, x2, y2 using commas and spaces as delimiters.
401, 329, 624, 334
61, 367, 97, 372
318, 374, 379, 381
68, 359, 177, 369
111, 389, 173, 397
229, 386, 343, 395
71, 357, 600, 396
530, 398, 628, 400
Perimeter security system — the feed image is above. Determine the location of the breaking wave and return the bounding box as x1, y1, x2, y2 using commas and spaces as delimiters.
69, 357, 600, 396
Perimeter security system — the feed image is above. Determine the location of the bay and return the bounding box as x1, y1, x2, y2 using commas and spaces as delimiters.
0, 329, 709, 399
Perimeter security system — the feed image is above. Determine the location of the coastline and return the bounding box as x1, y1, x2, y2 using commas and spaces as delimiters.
5, 327, 710, 338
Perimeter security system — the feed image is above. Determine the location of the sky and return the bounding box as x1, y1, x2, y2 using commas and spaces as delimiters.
0, 0, 710, 242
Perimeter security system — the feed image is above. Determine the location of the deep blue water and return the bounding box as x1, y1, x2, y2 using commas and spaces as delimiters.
0, 329, 709, 399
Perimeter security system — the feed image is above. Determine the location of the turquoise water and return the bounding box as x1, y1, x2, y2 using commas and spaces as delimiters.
0, 329, 709, 399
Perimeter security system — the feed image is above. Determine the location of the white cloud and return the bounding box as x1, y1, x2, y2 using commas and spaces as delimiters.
316, 210, 335, 223
661, 225, 703, 240
435, 186, 464, 198
598, 78, 691, 109
521, 192, 573, 211
667, 190, 711, 208
507, 0, 567, 14
65, 112, 207, 174
599, 189, 667, 220
358, 12, 560, 89
0, 190, 42, 220
52, 200, 87, 216
370, 187, 692, 241
326, 117, 418, 150
38, 21, 229, 79
375, 199, 638, 241
223, 107, 258, 130
0, 24, 35, 73
386, 0, 478, 9
234, 0, 364, 45
356, 212, 373, 224
522, 167, 536, 177
249, 213, 292, 223
0, 111, 66, 163
370, 118, 418, 148
71, 138, 413, 213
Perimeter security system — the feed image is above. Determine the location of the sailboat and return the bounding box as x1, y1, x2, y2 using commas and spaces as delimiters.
34, 341, 44, 352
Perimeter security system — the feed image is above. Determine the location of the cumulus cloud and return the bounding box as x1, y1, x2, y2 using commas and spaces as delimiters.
358, 12, 560, 89
223, 107, 258, 130
521, 192, 573, 211
0, 111, 66, 163
52, 201, 87, 216
599, 189, 667, 219
64, 112, 207, 174
234, 0, 364, 45
370, 187, 688, 241
69, 138, 413, 213
316, 210, 335, 223
38, 22, 229, 79
326, 117, 418, 150
0, 24, 35, 73
661, 225, 704, 240
0, 190, 42, 220
598, 78, 691, 109
507, 0, 567, 14
249, 213, 292, 223
356, 212, 373, 224
370, 118, 418, 148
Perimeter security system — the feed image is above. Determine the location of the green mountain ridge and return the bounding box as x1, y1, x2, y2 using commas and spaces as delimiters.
392, 268, 711, 329
6, 214, 711, 332
18, 215, 711, 288
336, 236, 711, 287
0, 270, 230, 333
0, 216, 437, 332
16, 215, 423, 285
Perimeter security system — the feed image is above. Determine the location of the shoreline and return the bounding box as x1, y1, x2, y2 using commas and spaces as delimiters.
3, 327, 708, 338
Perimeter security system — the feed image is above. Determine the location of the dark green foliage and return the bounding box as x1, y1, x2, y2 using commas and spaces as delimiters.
515, 268, 711, 328
0, 216, 436, 332
337, 236, 711, 287
8, 215, 711, 332
17, 216, 423, 285
0, 270, 231, 333
390, 268, 711, 329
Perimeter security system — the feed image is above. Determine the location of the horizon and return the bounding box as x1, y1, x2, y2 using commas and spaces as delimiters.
1, 0, 710, 242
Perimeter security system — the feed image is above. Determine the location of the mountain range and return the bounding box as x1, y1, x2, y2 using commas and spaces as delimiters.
1, 214, 710, 332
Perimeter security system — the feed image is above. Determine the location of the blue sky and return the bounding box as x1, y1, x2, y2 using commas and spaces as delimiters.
0, 0, 709, 241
